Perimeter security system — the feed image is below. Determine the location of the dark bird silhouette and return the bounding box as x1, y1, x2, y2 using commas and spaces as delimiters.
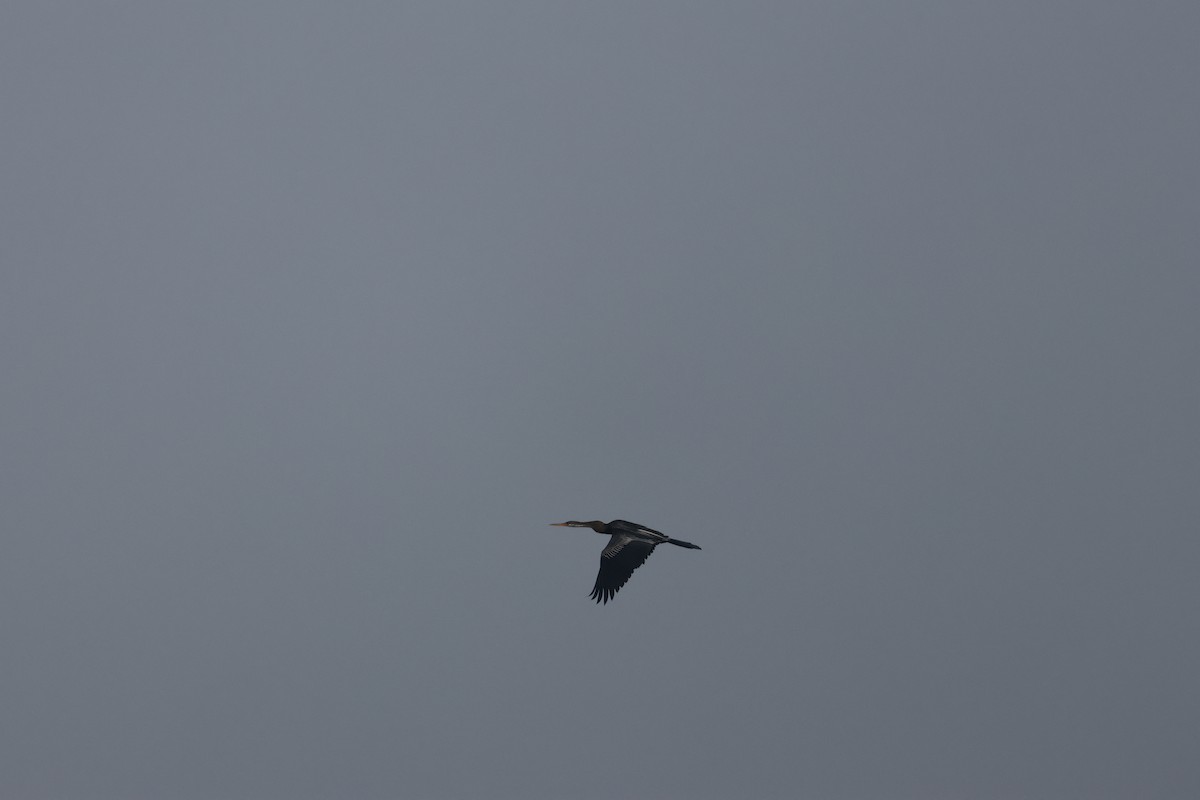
550, 520, 701, 604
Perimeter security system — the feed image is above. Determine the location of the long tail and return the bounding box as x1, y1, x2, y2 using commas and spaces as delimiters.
666, 538, 701, 550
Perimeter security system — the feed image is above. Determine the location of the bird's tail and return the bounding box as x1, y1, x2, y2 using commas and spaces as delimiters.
666, 538, 701, 550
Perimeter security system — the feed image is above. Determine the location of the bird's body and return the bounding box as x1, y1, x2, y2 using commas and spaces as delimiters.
550, 519, 701, 604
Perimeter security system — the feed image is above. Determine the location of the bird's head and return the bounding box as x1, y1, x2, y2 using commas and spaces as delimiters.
550, 520, 608, 533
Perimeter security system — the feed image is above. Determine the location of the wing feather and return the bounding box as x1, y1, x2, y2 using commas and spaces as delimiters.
590, 534, 656, 604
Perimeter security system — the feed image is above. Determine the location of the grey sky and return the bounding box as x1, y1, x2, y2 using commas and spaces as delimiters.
2, 2, 1198, 798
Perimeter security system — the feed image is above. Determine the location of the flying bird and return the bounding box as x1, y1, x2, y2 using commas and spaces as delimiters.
551, 519, 701, 604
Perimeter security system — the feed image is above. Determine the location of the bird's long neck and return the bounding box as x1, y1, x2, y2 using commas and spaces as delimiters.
587, 521, 608, 534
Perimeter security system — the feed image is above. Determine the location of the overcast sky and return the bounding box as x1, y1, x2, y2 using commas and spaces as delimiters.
3, 3, 1198, 798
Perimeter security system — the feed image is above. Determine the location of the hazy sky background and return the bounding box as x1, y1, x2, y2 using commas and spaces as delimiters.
3, 3, 1198, 798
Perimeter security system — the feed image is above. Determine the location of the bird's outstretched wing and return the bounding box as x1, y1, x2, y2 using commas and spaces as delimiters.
590, 533, 656, 604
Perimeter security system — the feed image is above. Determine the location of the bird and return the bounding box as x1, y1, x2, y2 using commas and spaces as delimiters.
550, 519, 701, 604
